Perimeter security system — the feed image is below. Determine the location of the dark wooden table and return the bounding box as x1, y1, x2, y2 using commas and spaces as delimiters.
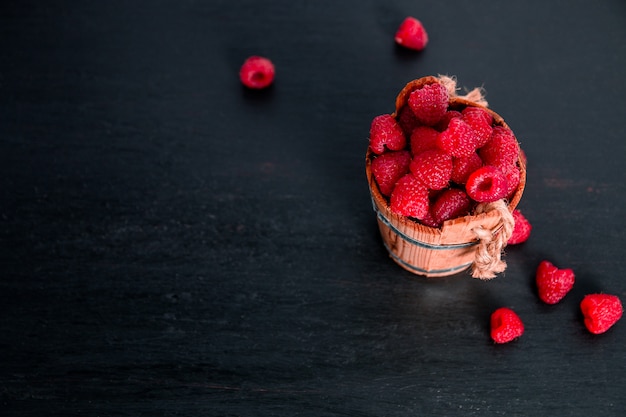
2, 1, 625, 415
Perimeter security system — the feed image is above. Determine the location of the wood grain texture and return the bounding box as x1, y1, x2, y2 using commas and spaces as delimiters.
1, 0, 625, 416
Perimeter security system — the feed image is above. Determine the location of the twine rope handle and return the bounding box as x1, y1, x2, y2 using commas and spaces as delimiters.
470, 199, 515, 280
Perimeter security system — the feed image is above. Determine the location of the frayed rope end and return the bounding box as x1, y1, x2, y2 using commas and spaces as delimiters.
437, 74, 489, 108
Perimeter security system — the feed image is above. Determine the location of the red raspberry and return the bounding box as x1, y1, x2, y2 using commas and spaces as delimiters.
239, 56, 275, 89
437, 117, 480, 158
462, 106, 492, 125
479, 126, 519, 169
502, 163, 521, 198
369, 114, 407, 155
394, 17, 428, 51
451, 153, 483, 185
371, 150, 412, 197
431, 188, 472, 224
408, 83, 449, 126
465, 165, 508, 202
409, 149, 453, 190
580, 294, 623, 335
390, 174, 430, 219
409, 126, 439, 156
419, 209, 441, 228
462, 107, 493, 148
490, 307, 524, 344
507, 209, 532, 245
535, 260, 575, 304
397, 106, 420, 136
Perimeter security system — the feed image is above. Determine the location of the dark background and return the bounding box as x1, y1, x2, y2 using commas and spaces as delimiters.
1, 0, 625, 415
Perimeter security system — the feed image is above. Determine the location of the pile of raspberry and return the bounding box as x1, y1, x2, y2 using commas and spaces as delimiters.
490, 260, 623, 344
368, 81, 523, 228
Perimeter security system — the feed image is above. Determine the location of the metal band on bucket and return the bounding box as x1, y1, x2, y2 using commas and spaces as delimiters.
374, 203, 478, 251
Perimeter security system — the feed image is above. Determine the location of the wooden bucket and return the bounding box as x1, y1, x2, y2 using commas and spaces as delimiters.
366, 76, 526, 277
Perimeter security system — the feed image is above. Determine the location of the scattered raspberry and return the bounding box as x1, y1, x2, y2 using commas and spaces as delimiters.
450, 153, 483, 185
408, 83, 449, 126
435, 110, 462, 131
409, 149, 453, 190
536, 261, 575, 305
507, 209, 532, 245
479, 126, 519, 169
437, 117, 479, 158
369, 114, 407, 155
490, 307, 524, 344
394, 17, 428, 51
239, 56, 275, 89
371, 151, 412, 196
431, 188, 472, 225
465, 165, 508, 202
409, 126, 439, 156
390, 174, 430, 219
580, 294, 623, 335
397, 106, 420, 136
462, 107, 493, 148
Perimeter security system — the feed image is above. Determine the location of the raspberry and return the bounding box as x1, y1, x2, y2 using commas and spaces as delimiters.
390, 174, 430, 219
409, 126, 439, 156
502, 163, 521, 198
431, 188, 472, 224
507, 209, 532, 245
369, 114, 407, 155
450, 153, 483, 185
535, 260, 575, 304
462, 106, 492, 125
397, 106, 420, 136
580, 294, 623, 335
419, 209, 441, 228
437, 117, 480, 158
479, 126, 519, 169
490, 307, 524, 344
239, 56, 275, 89
465, 165, 508, 202
371, 150, 412, 197
409, 149, 453, 190
408, 83, 449, 126
462, 107, 493, 148
394, 17, 428, 51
